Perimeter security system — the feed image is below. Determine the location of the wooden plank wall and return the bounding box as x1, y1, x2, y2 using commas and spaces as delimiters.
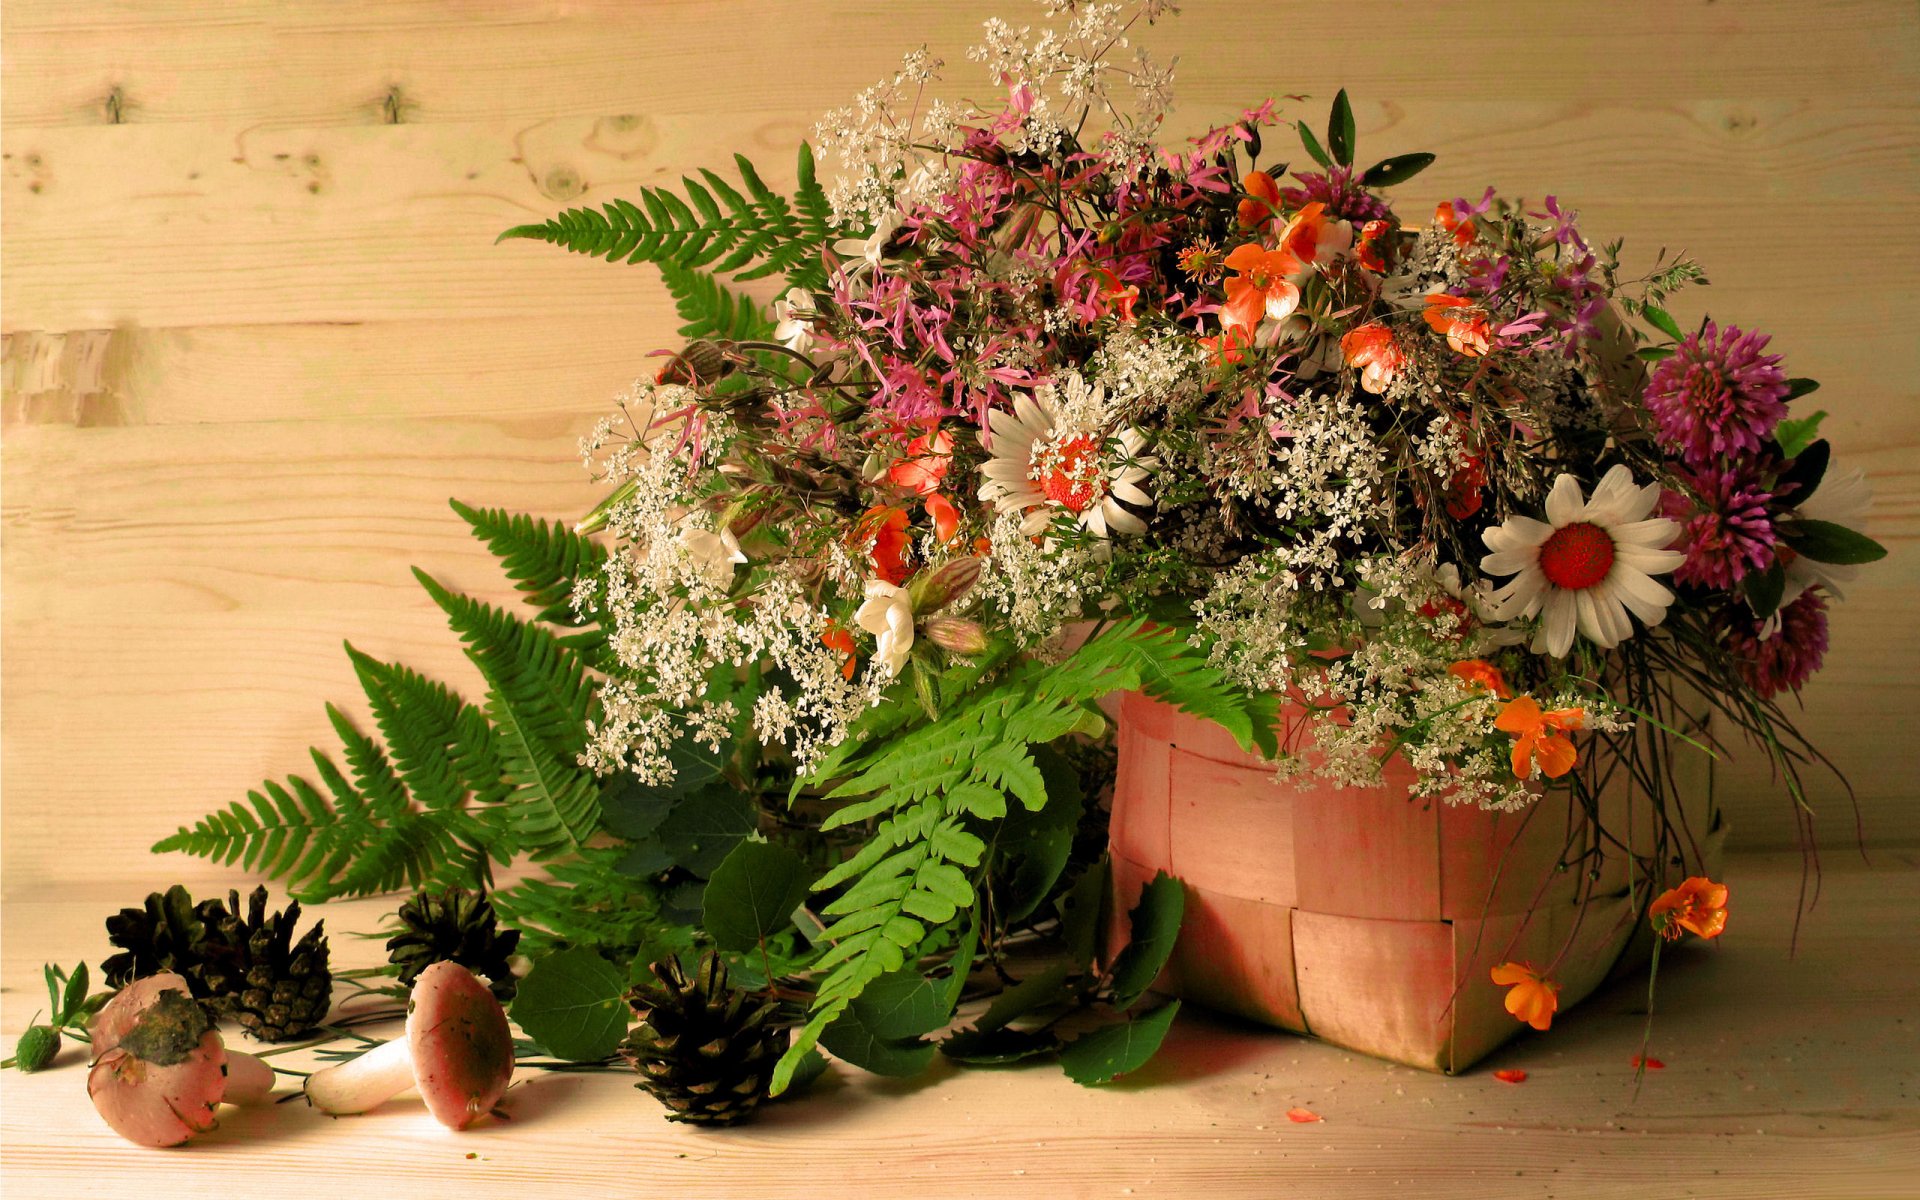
4, 2, 1916, 891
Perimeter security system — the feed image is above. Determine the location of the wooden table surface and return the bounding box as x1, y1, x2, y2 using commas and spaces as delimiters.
3, 852, 1916, 1199
4, 3, 1919, 1197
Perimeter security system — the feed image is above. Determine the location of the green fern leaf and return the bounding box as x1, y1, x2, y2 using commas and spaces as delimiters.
414, 569, 601, 855
449, 500, 607, 628
496, 146, 839, 290
655, 262, 775, 341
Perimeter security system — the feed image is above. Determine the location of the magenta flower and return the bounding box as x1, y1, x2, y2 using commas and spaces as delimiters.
1643, 322, 1789, 467
1280, 165, 1390, 225
1665, 465, 1777, 590
1724, 590, 1829, 699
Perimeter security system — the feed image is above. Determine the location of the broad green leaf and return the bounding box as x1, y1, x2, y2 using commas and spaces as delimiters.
60, 964, 89, 1025
1327, 89, 1355, 166
780, 1047, 831, 1095
702, 839, 811, 952
1058, 1001, 1182, 1085
852, 970, 952, 1040
818, 1010, 937, 1077
598, 774, 679, 840
657, 785, 758, 877
1779, 519, 1887, 566
1641, 304, 1684, 342
1742, 559, 1786, 621
510, 948, 629, 1061
975, 963, 1074, 1033
939, 1025, 1063, 1065
1060, 859, 1111, 970
1358, 152, 1434, 188
1295, 121, 1332, 169
1108, 871, 1186, 1009
1785, 377, 1821, 401
991, 745, 1084, 924
1775, 410, 1828, 459
1636, 346, 1675, 362
1776, 438, 1830, 502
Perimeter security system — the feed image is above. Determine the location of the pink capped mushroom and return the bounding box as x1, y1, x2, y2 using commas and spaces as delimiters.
87, 973, 275, 1148
304, 960, 513, 1129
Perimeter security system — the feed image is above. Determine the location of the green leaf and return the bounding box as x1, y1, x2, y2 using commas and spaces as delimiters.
939, 1025, 1063, 1065
1776, 438, 1830, 503
780, 1047, 831, 1095
1641, 304, 1684, 342
1779, 519, 1887, 566
60, 964, 89, 1026
656, 785, 758, 877
990, 745, 1083, 924
850, 970, 952, 1040
1785, 377, 1821, 401
1775, 410, 1828, 459
656, 261, 776, 341
974, 963, 1074, 1033
1295, 121, 1332, 169
510, 948, 629, 1062
1358, 152, 1434, 188
1108, 871, 1186, 1010
598, 774, 679, 840
1060, 859, 1111, 971
1743, 559, 1786, 621
1326, 89, 1355, 167
1058, 1001, 1182, 1085
702, 839, 811, 952
1636, 346, 1675, 362
818, 1010, 937, 1077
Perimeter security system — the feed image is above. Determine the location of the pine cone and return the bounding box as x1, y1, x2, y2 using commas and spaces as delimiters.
384, 888, 521, 1001
199, 887, 333, 1043
102, 885, 230, 995
621, 952, 788, 1126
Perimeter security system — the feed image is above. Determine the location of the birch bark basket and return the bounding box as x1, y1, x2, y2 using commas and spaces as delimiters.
1107, 690, 1726, 1073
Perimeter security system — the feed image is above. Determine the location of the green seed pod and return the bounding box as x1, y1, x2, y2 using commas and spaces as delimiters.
14, 1025, 59, 1073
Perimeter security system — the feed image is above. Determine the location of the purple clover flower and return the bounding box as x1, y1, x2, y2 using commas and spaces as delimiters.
1724, 590, 1830, 699
1279, 165, 1390, 224
1664, 465, 1778, 590
1643, 322, 1789, 467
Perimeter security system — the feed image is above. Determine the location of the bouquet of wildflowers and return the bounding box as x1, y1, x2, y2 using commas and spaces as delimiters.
154, 1, 1883, 1110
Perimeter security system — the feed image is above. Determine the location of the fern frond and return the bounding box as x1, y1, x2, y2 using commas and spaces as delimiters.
656, 261, 776, 342
496, 145, 839, 290
414, 569, 601, 855
449, 500, 607, 628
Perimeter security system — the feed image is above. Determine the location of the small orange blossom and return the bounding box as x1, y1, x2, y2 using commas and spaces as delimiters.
1237, 170, 1282, 228
1221, 243, 1304, 333
1447, 659, 1512, 699
1649, 877, 1729, 941
1491, 962, 1560, 1031
1423, 293, 1492, 357
1494, 695, 1586, 780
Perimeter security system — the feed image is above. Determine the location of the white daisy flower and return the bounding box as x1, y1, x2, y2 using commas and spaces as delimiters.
1479, 465, 1684, 657
977, 384, 1155, 539
771, 287, 816, 352
853, 579, 915, 677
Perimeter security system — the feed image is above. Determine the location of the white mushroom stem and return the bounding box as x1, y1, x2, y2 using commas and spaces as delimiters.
224, 1051, 276, 1105
304, 1038, 415, 1115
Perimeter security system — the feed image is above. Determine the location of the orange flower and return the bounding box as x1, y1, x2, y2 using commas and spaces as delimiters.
1649, 877, 1729, 941
1221, 243, 1303, 333
1448, 659, 1512, 699
821, 624, 857, 680
1201, 323, 1255, 368
1434, 200, 1476, 249
1237, 170, 1282, 228
1354, 218, 1392, 272
1339, 323, 1404, 394
925, 492, 961, 544
855, 505, 914, 585
887, 429, 953, 496
1423, 293, 1492, 357
1493, 695, 1586, 780
1491, 961, 1560, 1031
1276, 201, 1351, 270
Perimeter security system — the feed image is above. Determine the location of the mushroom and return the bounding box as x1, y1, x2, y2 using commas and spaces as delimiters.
87, 973, 275, 1147
304, 960, 513, 1129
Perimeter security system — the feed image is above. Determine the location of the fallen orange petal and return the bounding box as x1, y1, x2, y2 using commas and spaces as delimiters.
1492, 1069, 1528, 1084
1632, 1055, 1665, 1070
1286, 1108, 1322, 1123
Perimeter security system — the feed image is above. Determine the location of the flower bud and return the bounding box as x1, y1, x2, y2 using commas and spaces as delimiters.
922, 616, 989, 656
909, 555, 984, 614
654, 339, 733, 386
13, 1025, 59, 1073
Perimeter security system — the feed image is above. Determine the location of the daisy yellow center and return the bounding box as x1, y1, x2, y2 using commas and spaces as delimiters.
1537, 522, 1616, 591
1032, 434, 1105, 514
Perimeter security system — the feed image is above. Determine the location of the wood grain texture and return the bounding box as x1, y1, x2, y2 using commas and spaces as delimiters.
3, 2, 1917, 885
3, 853, 1915, 1198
